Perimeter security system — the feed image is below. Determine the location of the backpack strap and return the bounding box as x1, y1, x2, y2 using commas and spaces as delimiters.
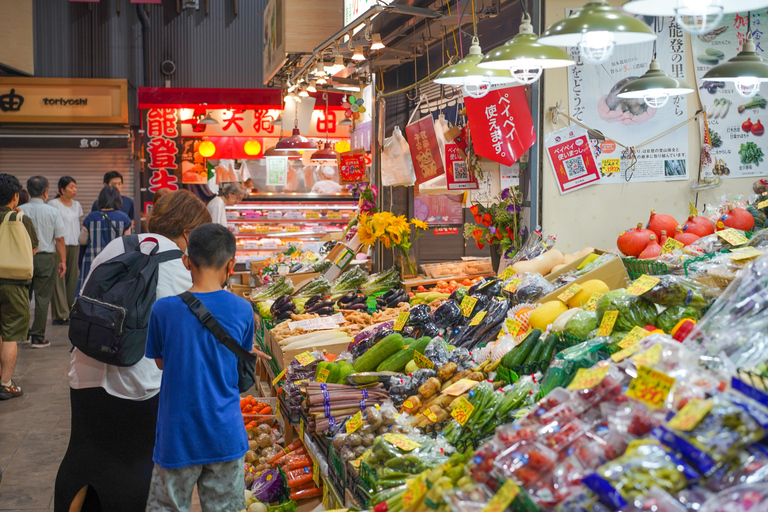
101, 212, 121, 238
123, 235, 181, 263
178, 291, 256, 363
3, 210, 22, 222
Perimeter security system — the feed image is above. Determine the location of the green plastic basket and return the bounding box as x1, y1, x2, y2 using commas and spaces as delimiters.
328, 444, 346, 489
621, 258, 669, 280
359, 460, 377, 492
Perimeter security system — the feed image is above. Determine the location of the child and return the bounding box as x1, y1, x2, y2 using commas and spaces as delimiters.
145, 223, 253, 512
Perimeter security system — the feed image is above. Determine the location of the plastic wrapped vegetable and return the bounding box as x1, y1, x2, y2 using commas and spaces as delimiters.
448, 347, 473, 369
596, 289, 658, 332
641, 275, 717, 310
406, 304, 432, 326
503, 272, 557, 305
655, 306, 701, 333
423, 337, 450, 367
563, 310, 598, 340
250, 469, 284, 503
538, 339, 606, 397
432, 300, 463, 329
411, 368, 437, 388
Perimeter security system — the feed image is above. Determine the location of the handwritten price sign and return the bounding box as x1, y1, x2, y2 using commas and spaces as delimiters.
668, 399, 713, 431
384, 434, 421, 451
661, 238, 684, 254
316, 368, 330, 383
558, 283, 582, 303
469, 311, 487, 326
717, 228, 749, 246
346, 411, 363, 434
460, 295, 478, 317
618, 326, 650, 349
451, 397, 475, 425
597, 311, 619, 336
414, 351, 435, 369
626, 365, 675, 409
393, 312, 409, 331
611, 342, 643, 363
585, 292, 603, 311
499, 266, 516, 280
503, 278, 522, 293
626, 275, 660, 296
327, 211, 342, 220
295, 351, 317, 366
482, 480, 520, 512
271, 368, 286, 386
567, 365, 609, 391
632, 343, 663, 367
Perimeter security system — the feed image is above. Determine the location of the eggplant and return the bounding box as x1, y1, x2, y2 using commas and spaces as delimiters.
474, 278, 502, 298
275, 302, 297, 316
346, 303, 367, 311
276, 310, 294, 322
406, 304, 431, 326
431, 300, 462, 329
348, 294, 368, 306
313, 306, 334, 316
307, 299, 335, 312
337, 292, 357, 306
468, 278, 489, 296
452, 298, 509, 349
386, 290, 408, 307
305, 294, 325, 309
270, 294, 292, 314
290, 263, 303, 273
413, 322, 440, 338
382, 289, 397, 300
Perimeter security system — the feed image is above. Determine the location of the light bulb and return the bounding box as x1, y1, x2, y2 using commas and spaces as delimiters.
735, 77, 761, 98
643, 90, 670, 109
579, 31, 615, 65
352, 46, 366, 61
298, 85, 309, 98
462, 76, 491, 98
316, 76, 327, 85
370, 33, 385, 50
510, 66, 543, 85
326, 55, 345, 75
675, 0, 723, 35
307, 80, 317, 93
287, 82, 297, 93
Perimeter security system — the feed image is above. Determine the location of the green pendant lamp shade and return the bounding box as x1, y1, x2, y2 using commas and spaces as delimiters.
538, 1, 656, 65
434, 37, 515, 98
622, 1, 768, 35
617, 59, 695, 108
478, 15, 575, 84
703, 38, 768, 98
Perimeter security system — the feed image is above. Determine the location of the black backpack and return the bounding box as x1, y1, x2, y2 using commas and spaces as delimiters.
69, 235, 183, 366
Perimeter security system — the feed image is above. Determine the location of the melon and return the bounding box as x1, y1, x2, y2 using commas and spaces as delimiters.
529, 301, 569, 331
566, 279, 610, 308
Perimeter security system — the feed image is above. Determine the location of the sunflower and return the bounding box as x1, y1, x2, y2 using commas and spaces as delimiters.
390, 229, 402, 245
357, 220, 376, 246
371, 215, 390, 237
381, 234, 392, 248
411, 218, 428, 230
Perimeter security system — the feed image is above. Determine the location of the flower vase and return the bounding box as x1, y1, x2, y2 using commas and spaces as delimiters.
490, 244, 502, 273
395, 250, 419, 279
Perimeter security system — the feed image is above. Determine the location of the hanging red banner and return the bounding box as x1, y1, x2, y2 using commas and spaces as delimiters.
338, 150, 367, 184
405, 116, 445, 184
445, 143, 478, 191
464, 87, 536, 166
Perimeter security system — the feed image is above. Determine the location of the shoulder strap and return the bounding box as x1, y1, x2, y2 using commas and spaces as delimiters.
101, 212, 121, 237
178, 291, 256, 363
155, 249, 183, 264
3, 210, 22, 222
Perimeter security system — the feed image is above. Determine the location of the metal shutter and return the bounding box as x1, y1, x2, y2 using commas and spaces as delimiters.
0, 148, 134, 216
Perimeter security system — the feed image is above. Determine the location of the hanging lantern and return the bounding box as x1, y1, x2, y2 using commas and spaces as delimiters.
244, 140, 261, 156
198, 140, 216, 158
335, 140, 351, 153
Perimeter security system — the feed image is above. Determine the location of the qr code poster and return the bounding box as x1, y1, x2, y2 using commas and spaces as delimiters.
445, 143, 478, 190
545, 126, 601, 195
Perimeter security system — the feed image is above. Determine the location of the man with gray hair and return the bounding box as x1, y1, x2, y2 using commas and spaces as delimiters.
19, 176, 66, 348
206, 182, 247, 228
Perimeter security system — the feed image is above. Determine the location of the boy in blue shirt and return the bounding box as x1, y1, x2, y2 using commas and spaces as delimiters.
145, 223, 254, 512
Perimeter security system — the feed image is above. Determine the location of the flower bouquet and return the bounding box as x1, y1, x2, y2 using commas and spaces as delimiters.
343, 183, 378, 241
357, 211, 428, 277
463, 186, 524, 260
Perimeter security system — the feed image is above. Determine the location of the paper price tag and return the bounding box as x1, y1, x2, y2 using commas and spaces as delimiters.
346, 410, 363, 434
626, 365, 676, 409
278, 264, 290, 275
316, 368, 330, 383
730, 248, 763, 261
293, 379, 310, 386
661, 238, 684, 254
327, 211, 342, 220
611, 342, 644, 363
402, 475, 427, 509
689, 201, 699, 218
285, 226, 301, 233
758, 199, 768, 210
499, 266, 515, 281
255, 226, 270, 235
618, 326, 651, 349
503, 278, 522, 293
558, 283, 582, 303
384, 434, 421, 451
597, 311, 619, 336
668, 399, 713, 431
632, 343, 663, 367
451, 397, 475, 425
275, 401, 281, 420
312, 453, 320, 486
482, 480, 520, 512
460, 295, 478, 317
585, 292, 603, 312
414, 351, 434, 369
349, 457, 362, 469
423, 408, 438, 423
299, 418, 305, 440
442, 378, 480, 396
627, 439, 660, 452
469, 311, 487, 326
272, 368, 287, 386
393, 312, 409, 331
717, 228, 749, 246
295, 351, 317, 366
626, 275, 660, 296
505, 318, 523, 337
568, 365, 610, 391
305, 212, 320, 220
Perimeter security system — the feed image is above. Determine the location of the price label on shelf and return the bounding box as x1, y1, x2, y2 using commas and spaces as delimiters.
499, 266, 515, 280
285, 226, 301, 233
618, 326, 651, 349
460, 295, 478, 317
626, 365, 675, 409
267, 211, 283, 220
278, 264, 290, 275
349, 456, 363, 469
568, 365, 610, 391
316, 368, 330, 383
442, 378, 480, 396
271, 368, 286, 386
626, 275, 660, 296
384, 434, 421, 452
393, 312, 409, 332
730, 248, 763, 261
668, 399, 713, 431
293, 379, 310, 385
597, 311, 619, 336
327, 211, 342, 220
482, 480, 520, 512
414, 351, 434, 369
469, 311, 486, 326
758, 199, 768, 210
346, 411, 363, 434
299, 418, 305, 440
661, 238, 684, 254
611, 342, 643, 363
585, 292, 603, 312
717, 228, 749, 246
295, 351, 317, 366
305, 212, 320, 220
254, 226, 270, 235
450, 397, 475, 426
503, 278, 522, 293
689, 201, 699, 217
311, 452, 320, 486
402, 474, 427, 509
557, 283, 582, 303
632, 343, 663, 367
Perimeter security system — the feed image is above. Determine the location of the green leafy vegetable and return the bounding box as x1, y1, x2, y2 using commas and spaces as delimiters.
739, 142, 764, 165
641, 275, 716, 310
738, 94, 767, 113
596, 289, 658, 332
656, 306, 701, 333
563, 310, 598, 340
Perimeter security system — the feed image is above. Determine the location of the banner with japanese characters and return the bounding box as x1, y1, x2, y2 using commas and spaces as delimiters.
566, 15, 690, 183
464, 86, 536, 166
690, 12, 768, 178
545, 126, 602, 195
445, 143, 479, 190
405, 116, 445, 184
143, 108, 181, 210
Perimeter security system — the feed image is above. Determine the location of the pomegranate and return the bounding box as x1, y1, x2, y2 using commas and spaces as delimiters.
617, 223, 653, 257
716, 206, 755, 231
682, 215, 715, 237
639, 235, 662, 260
647, 209, 679, 239
674, 226, 701, 246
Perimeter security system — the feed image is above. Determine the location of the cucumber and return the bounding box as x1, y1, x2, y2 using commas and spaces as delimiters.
353, 333, 404, 372
377, 337, 415, 372
539, 332, 560, 364
523, 337, 546, 365
500, 329, 542, 368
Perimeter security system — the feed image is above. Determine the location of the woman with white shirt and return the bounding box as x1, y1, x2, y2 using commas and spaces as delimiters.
207, 181, 247, 227
54, 190, 212, 512
48, 177, 83, 324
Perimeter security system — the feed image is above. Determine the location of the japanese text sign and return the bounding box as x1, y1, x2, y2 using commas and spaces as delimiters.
405, 116, 445, 184
338, 150, 367, 184
545, 126, 601, 195
144, 108, 181, 196
445, 143, 478, 190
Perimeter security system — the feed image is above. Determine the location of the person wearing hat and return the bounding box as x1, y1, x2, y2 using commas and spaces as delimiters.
309, 166, 343, 195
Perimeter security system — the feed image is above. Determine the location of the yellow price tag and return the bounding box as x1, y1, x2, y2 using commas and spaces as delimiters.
567, 365, 610, 391
661, 238, 684, 254
423, 408, 439, 423
499, 266, 515, 280
597, 311, 619, 336
311, 452, 320, 486
450, 397, 475, 426
327, 211, 342, 220
285, 226, 301, 233
503, 278, 522, 293
626, 275, 660, 296
271, 368, 287, 386
346, 410, 363, 434
349, 456, 362, 469
689, 201, 699, 218
558, 283, 582, 303
384, 434, 422, 452
442, 378, 481, 396
402, 475, 427, 509
305, 212, 320, 220
611, 342, 643, 363
460, 295, 478, 317
393, 311, 409, 331
469, 311, 486, 326
293, 379, 310, 385
601, 158, 620, 174
299, 418, 305, 440
717, 228, 749, 246
414, 351, 434, 369
585, 292, 603, 312
295, 351, 317, 366
632, 343, 663, 367
316, 368, 330, 383
618, 326, 651, 349
577, 253, 599, 270
505, 318, 523, 337
668, 399, 713, 431
255, 226, 270, 235
627, 438, 660, 452
758, 199, 768, 210
730, 248, 763, 261
626, 365, 676, 409
482, 480, 520, 512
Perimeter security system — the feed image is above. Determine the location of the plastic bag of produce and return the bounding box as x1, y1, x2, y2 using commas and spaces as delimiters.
563, 310, 598, 340
493, 440, 565, 507
503, 272, 556, 305
423, 337, 450, 367
596, 289, 658, 332
699, 482, 768, 512
250, 469, 284, 503
656, 306, 701, 333
641, 275, 718, 310
538, 339, 606, 397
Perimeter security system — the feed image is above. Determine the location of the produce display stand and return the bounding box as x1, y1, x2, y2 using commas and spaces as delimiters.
402, 271, 495, 292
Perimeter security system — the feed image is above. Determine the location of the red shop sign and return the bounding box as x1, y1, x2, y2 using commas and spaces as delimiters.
405, 116, 445, 184
434, 227, 459, 235
445, 143, 478, 191
545, 127, 601, 195
338, 150, 367, 184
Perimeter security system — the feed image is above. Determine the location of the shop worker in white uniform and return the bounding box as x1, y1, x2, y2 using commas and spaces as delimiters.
206, 182, 247, 228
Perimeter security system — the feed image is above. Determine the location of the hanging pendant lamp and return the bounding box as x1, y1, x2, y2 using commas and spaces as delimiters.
310, 93, 340, 164
623, 0, 768, 35
275, 98, 318, 152
617, 59, 695, 108
538, 1, 656, 65
703, 36, 768, 98
199, 112, 218, 125
434, 37, 515, 98
264, 146, 301, 159
478, 13, 575, 84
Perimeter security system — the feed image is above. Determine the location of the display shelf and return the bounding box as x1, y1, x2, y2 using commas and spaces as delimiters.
402, 272, 496, 292
228, 218, 351, 223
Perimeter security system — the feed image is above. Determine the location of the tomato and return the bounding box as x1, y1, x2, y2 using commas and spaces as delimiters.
416, 285, 426, 291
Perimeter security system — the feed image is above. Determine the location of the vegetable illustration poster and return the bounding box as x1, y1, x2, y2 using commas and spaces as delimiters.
566, 15, 689, 183
690, 12, 768, 178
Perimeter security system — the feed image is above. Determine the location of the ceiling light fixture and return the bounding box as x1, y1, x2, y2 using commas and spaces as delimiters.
703, 35, 768, 98
434, 37, 515, 98
298, 84, 309, 98
370, 33, 385, 50
326, 54, 346, 75
199, 111, 218, 125
538, 1, 656, 65
307, 80, 317, 93
264, 146, 301, 159
617, 58, 695, 108
352, 46, 366, 61
317, 75, 327, 85
275, 98, 318, 152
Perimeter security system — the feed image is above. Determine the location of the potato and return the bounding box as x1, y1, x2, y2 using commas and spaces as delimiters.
437, 362, 458, 382
418, 377, 442, 399
245, 450, 257, 464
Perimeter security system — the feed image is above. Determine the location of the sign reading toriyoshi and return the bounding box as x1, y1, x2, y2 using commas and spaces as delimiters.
566, 15, 690, 183
690, 12, 768, 179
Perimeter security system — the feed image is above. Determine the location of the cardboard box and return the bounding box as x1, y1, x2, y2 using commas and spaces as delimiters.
539, 249, 630, 303
266, 327, 352, 371
322, 240, 362, 281
229, 284, 253, 300
286, 271, 320, 290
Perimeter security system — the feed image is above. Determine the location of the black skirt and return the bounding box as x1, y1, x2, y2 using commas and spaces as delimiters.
54, 387, 159, 512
